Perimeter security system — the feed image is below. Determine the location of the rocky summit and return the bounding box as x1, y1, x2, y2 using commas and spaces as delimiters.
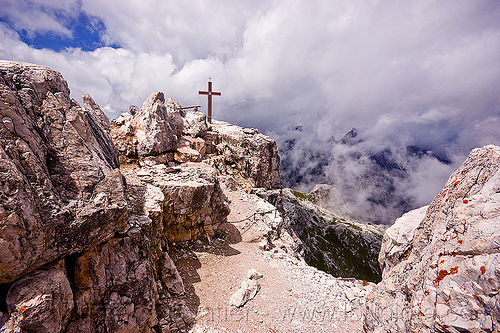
0, 60, 499, 333
0, 60, 282, 332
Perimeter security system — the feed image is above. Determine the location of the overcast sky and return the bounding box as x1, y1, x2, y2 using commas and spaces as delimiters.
1, 0, 500, 220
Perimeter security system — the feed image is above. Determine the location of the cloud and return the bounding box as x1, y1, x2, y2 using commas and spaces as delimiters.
0, 0, 80, 37
1, 0, 500, 222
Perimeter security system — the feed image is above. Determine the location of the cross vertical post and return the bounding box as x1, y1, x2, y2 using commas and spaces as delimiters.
199, 78, 221, 123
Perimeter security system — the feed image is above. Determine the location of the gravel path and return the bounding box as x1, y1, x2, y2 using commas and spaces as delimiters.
172, 188, 373, 333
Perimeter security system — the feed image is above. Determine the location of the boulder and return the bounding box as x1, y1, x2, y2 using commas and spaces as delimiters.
183, 111, 208, 137
135, 92, 177, 156
364, 145, 500, 333
3, 261, 73, 333
165, 97, 185, 137
229, 269, 263, 307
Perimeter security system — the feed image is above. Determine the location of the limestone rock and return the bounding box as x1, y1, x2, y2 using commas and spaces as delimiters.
159, 253, 185, 295
166, 97, 185, 137
378, 205, 428, 274
229, 269, 263, 307
183, 111, 208, 137
1, 61, 281, 333
82, 93, 111, 132
71, 226, 159, 333
129, 163, 230, 242
110, 91, 177, 159
4, 261, 73, 333
0, 60, 128, 284
247, 268, 264, 280
110, 94, 280, 193
364, 145, 500, 333
204, 120, 282, 190
174, 137, 203, 163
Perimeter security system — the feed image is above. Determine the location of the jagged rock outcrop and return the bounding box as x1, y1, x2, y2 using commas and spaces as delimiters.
1, 61, 282, 333
282, 187, 385, 282
0, 60, 128, 284
110, 92, 178, 159
364, 145, 500, 333
110, 96, 281, 192
204, 121, 281, 190
378, 205, 428, 274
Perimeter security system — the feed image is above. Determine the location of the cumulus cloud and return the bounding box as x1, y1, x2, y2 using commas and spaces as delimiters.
1, 0, 500, 223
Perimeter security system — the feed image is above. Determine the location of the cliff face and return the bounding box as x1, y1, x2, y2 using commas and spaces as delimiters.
0, 61, 282, 332
282, 187, 385, 282
0, 61, 127, 285
364, 145, 500, 332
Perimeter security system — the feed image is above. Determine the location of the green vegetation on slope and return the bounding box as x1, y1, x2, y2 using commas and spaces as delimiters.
284, 189, 383, 282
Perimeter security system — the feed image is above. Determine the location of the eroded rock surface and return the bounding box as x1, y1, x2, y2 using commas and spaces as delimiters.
3, 261, 73, 333
364, 145, 500, 333
205, 121, 282, 190
0, 60, 128, 284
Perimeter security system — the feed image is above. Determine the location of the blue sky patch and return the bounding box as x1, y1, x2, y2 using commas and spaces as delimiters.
1, 10, 117, 52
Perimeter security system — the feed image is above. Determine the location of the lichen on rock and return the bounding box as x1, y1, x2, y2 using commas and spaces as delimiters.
364, 145, 500, 333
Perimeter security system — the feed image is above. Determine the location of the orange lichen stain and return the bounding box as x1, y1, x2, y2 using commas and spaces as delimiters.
419, 310, 424, 315
480, 266, 486, 274
458, 239, 463, 244
434, 269, 449, 282
440, 260, 445, 264
463, 199, 469, 204
362, 280, 369, 286
452, 252, 457, 257
438, 252, 443, 257
424, 291, 430, 296
461, 170, 467, 175
19, 305, 28, 314
473, 294, 479, 300
454, 181, 460, 186
434, 266, 459, 283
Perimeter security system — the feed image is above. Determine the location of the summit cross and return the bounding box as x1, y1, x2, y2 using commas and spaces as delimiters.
198, 78, 221, 123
